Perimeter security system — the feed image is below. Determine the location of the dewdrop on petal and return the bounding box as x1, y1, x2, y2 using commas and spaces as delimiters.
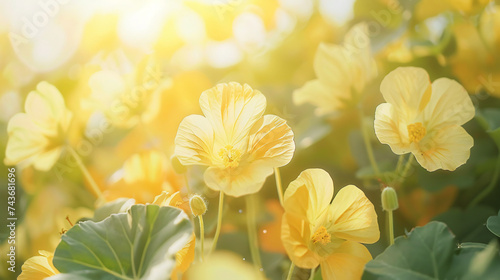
171, 155, 187, 174
381, 187, 399, 211
189, 195, 207, 216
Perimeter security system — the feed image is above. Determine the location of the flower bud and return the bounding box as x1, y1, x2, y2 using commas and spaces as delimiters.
381, 187, 399, 211
171, 155, 187, 174
189, 195, 207, 216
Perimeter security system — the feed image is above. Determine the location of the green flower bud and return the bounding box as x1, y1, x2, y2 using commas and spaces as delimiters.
171, 155, 187, 174
189, 195, 207, 216
381, 187, 399, 211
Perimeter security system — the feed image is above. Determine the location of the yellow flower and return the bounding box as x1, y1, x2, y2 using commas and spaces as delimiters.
104, 150, 181, 204
4, 82, 72, 171
87, 54, 169, 128
374, 67, 475, 171
152, 191, 194, 280
18, 250, 59, 280
293, 23, 377, 115
175, 82, 295, 197
281, 169, 379, 280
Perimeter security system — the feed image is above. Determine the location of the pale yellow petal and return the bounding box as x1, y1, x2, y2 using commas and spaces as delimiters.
423, 78, 475, 130
199, 82, 266, 148
319, 241, 372, 280
380, 67, 432, 121
414, 125, 473, 171
32, 147, 63, 171
18, 250, 59, 280
247, 115, 295, 167
314, 43, 352, 87
186, 251, 265, 280
203, 161, 274, 197
293, 79, 348, 115
374, 103, 411, 154
329, 185, 379, 244
25, 82, 66, 125
4, 114, 48, 166
283, 169, 334, 224
123, 150, 166, 184
281, 213, 320, 269
175, 115, 214, 166
171, 233, 195, 280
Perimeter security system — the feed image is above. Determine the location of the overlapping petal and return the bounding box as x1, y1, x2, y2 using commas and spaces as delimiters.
281, 213, 318, 268
175, 115, 215, 166
319, 241, 372, 280
199, 82, 266, 148
328, 185, 380, 244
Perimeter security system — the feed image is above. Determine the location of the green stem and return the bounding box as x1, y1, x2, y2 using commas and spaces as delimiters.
395, 155, 405, 173
274, 168, 284, 206
398, 154, 414, 184
387, 210, 395, 246
210, 191, 224, 254
359, 111, 381, 177
469, 154, 500, 208
309, 266, 316, 280
286, 262, 295, 280
246, 195, 263, 271
68, 146, 105, 202
198, 215, 205, 262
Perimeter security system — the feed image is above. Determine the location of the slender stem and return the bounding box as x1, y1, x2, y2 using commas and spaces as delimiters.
309, 266, 316, 280
395, 155, 405, 173
286, 262, 295, 280
387, 210, 395, 245
210, 191, 224, 254
68, 146, 105, 201
469, 154, 500, 208
184, 173, 191, 194
246, 195, 263, 271
398, 154, 414, 184
359, 110, 380, 177
198, 215, 205, 262
274, 168, 284, 206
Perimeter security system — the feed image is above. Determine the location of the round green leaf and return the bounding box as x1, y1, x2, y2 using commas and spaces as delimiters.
52, 204, 192, 280
487, 210, 500, 237
363, 221, 456, 280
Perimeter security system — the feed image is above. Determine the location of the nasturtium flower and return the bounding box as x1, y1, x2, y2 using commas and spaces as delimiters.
293, 23, 377, 115
18, 250, 59, 280
175, 82, 295, 197
4, 82, 72, 171
186, 251, 265, 280
374, 67, 475, 171
281, 169, 379, 280
104, 150, 181, 204
152, 191, 194, 280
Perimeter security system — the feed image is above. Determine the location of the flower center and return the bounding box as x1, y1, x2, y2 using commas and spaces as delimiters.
311, 226, 331, 245
218, 145, 242, 168
407, 122, 426, 143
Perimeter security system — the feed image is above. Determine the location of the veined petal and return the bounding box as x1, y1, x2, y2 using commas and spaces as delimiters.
424, 78, 475, 129
203, 160, 274, 197
284, 169, 334, 224
281, 213, 320, 269
319, 241, 372, 280
414, 125, 473, 171
247, 115, 295, 167
175, 115, 214, 166
293, 79, 348, 115
380, 67, 432, 121
329, 185, 379, 244
199, 82, 266, 148
172, 233, 196, 279
374, 103, 411, 154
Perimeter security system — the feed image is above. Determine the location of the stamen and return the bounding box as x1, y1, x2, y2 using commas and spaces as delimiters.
407, 122, 426, 143
218, 145, 242, 168
311, 226, 331, 245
